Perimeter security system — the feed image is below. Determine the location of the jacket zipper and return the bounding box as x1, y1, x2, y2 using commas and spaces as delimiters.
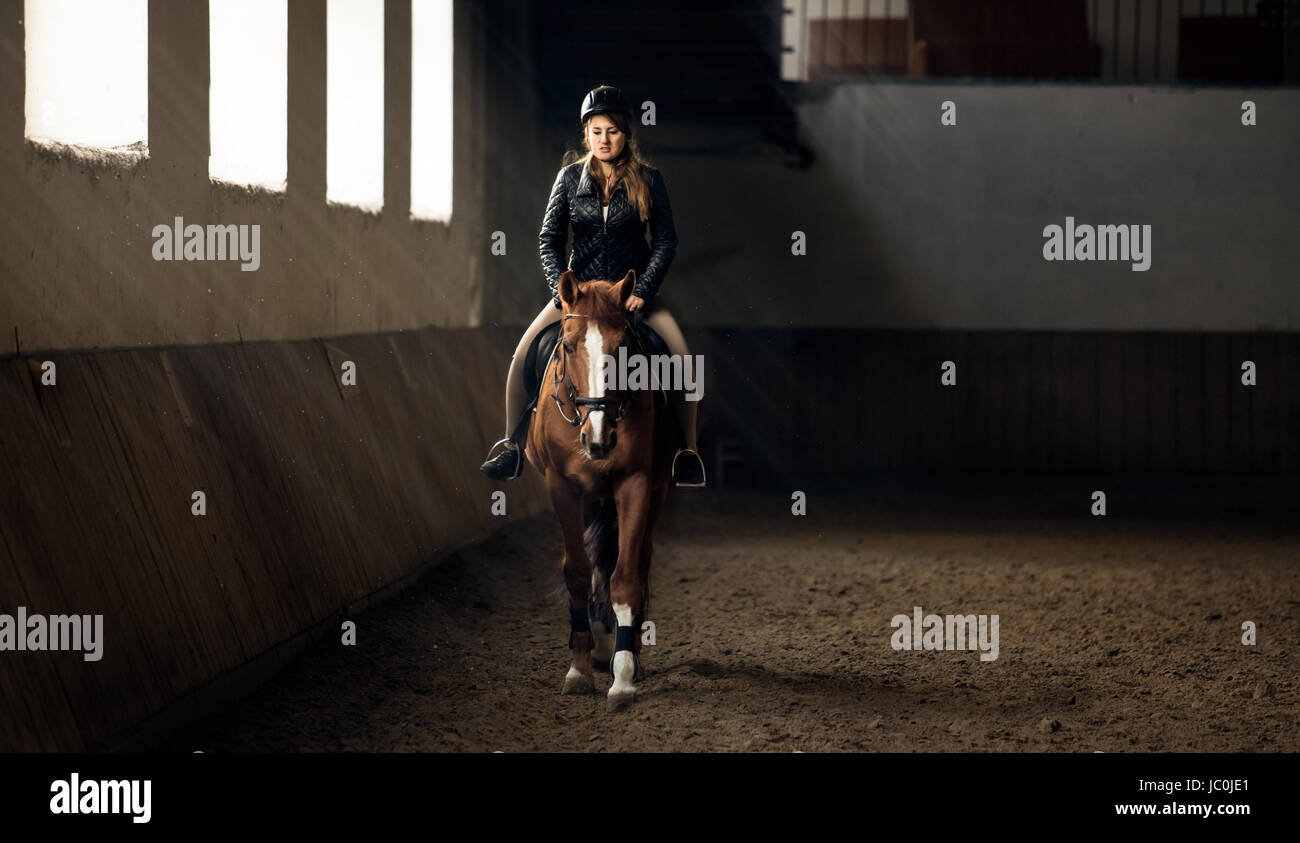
603, 182, 624, 283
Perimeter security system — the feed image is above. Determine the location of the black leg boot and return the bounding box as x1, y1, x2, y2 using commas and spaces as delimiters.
479, 438, 523, 481
480, 411, 530, 481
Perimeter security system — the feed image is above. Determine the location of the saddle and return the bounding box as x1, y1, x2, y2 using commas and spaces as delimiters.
522, 317, 672, 417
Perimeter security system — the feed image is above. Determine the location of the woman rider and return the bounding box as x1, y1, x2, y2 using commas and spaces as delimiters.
479, 85, 706, 487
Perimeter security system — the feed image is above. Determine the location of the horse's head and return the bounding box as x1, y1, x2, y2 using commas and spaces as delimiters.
556, 268, 636, 461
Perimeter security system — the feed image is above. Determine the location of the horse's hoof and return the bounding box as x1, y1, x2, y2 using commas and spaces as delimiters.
606, 689, 635, 712
562, 671, 596, 695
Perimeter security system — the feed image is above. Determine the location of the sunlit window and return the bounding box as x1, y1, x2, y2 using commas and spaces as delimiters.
210, 0, 287, 189
25, 0, 148, 149
410, 0, 453, 221
327, 0, 384, 210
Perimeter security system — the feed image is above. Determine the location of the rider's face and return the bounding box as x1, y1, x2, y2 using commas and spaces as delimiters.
587, 115, 625, 162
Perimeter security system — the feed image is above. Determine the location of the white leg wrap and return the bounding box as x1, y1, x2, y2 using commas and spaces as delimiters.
610, 651, 636, 696
608, 602, 637, 697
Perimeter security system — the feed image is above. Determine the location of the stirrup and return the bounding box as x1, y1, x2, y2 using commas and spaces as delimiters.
483, 437, 523, 480
671, 448, 707, 488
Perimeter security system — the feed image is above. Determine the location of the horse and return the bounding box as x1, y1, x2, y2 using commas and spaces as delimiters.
524, 268, 678, 711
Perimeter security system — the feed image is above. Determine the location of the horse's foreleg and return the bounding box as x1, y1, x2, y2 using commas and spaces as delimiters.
635, 482, 668, 681
607, 472, 651, 709
549, 472, 595, 695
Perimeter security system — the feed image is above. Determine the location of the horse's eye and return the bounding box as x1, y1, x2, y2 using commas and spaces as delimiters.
562, 340, 574, 352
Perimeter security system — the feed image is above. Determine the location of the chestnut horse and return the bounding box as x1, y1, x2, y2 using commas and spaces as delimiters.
525, 268, 677, 710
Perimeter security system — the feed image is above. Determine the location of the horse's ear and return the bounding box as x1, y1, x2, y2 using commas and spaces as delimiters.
616, 269, 636, 305
559, 270, 581, 307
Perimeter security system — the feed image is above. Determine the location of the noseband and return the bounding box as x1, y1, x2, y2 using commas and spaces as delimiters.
551, 311, 644, 428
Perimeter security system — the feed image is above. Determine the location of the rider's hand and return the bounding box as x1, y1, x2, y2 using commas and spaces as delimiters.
626, 294, 645, 312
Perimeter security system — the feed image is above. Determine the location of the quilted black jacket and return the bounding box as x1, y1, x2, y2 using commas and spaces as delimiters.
538, 159, 678, 309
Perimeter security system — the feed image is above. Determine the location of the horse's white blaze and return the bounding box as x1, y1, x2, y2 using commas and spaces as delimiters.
585, 322, 606, 445
609, 602, 636, 696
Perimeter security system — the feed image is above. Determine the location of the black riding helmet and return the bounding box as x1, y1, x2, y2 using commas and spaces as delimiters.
580, 85, 633, 125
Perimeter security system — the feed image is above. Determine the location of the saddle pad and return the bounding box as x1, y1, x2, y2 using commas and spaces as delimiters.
524, 321, 561, 401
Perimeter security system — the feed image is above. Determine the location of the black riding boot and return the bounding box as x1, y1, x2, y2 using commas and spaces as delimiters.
480, 437, 523, 481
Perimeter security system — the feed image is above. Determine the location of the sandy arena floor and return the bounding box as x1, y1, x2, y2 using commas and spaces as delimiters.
157, 483, 1299, 752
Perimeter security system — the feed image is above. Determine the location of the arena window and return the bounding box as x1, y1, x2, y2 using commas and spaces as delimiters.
410, 0, 454, 222
327, 0, 385, 210
209, 0, 288, 189
25, 0, 149, 151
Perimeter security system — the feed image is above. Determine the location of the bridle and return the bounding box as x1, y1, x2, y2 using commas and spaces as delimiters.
551, 310, 646, 428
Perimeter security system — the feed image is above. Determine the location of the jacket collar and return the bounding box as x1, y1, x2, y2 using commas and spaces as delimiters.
576, 159, 626, 200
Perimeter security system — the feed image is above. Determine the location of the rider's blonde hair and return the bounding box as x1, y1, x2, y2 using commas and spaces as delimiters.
563, 110, 653, 223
